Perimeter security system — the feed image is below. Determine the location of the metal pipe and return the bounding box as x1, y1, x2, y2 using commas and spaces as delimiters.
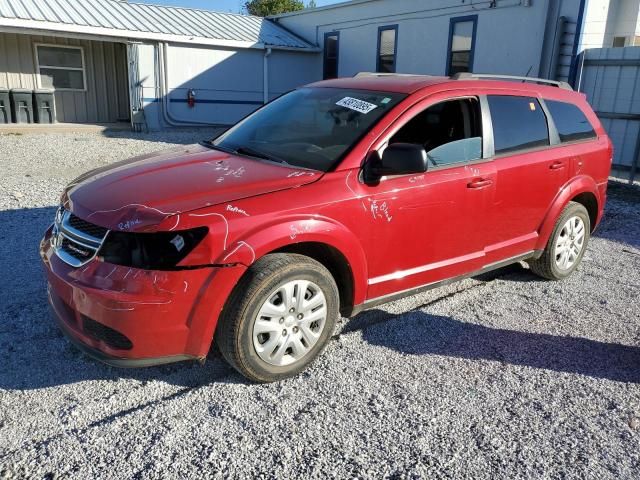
263, 47, 272, 104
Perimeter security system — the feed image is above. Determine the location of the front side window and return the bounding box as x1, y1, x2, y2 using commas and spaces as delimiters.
213, 87, 406, 172
447, 16, 477, 75
36, 45, 85, 90
377, 26, 398, 73
546, 100, 596, 142
488, 96, 550, 155
389, 97, 483, 167
323, 32, 339, 80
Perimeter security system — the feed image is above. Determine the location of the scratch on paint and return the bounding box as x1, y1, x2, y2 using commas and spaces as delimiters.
99, 303, 135, 312
346, 171, 368, 212
183, 281, 189, 293
168, 215, 181, 231
126, 300, 173, 306
287, 171, 315, 178
104, 267, 117, 279
214, 165, 246, 183
409, 175, 425, 183
87, 203, 175, 219
222, 241, 256, 264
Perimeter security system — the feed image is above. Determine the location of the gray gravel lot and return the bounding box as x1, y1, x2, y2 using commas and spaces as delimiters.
1, 129, 640, 479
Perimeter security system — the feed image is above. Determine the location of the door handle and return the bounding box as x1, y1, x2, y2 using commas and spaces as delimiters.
549, 161, 565, 170
467, 178, 493, 189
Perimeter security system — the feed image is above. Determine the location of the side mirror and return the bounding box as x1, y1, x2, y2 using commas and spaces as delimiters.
363, 143, 428, 184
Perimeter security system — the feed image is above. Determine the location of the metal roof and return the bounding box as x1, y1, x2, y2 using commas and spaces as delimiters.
0, 0, 316, 50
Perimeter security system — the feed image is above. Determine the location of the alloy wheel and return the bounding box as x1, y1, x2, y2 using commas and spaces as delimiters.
554, 215, 586, 270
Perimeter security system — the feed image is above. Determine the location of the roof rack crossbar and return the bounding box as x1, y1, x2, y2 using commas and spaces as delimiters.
452, 72, 573, 90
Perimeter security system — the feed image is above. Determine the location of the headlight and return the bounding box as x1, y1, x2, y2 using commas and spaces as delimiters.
98, 227, 208, 270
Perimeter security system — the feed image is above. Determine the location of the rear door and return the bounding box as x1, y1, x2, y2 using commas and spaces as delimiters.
482, 94, 570, 263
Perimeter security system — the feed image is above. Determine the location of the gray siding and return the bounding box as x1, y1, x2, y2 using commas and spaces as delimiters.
0, 32, 129, 123
579, 47, 640, 181
276, 0, 582, 81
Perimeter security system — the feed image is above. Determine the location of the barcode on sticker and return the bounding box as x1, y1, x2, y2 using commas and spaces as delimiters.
336, 97, 378, 114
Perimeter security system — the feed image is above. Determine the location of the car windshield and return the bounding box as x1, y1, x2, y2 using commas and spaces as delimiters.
211, 87, 406, 172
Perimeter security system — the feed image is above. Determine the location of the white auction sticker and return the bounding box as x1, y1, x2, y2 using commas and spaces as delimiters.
336, 97, 378, 114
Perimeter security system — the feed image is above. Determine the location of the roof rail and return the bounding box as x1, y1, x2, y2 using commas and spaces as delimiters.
354, 72, 425, 78
452, 72, 573, 91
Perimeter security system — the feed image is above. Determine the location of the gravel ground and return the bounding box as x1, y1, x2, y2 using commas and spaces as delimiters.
1, 130, 639, 479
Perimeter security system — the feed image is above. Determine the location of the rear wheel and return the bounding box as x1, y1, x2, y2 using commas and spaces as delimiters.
216, 253, 339, 382
529, 201, 590, 280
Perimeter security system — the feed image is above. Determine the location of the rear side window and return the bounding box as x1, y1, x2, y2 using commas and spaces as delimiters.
546, 100, 596, 142
488, 96, 550, 154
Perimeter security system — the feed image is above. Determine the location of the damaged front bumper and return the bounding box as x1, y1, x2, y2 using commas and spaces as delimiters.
40, 225, 247, 367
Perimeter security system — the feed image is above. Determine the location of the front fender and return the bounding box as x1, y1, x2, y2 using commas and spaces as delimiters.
220, 216, 369, 307
535, 175, 600, 251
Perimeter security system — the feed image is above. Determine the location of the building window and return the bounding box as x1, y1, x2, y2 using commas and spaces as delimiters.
323, 32, 339, 80
36, 44, 86, 91
487, 96, 550, 154
612, 36, 627, 47
446, 16, 477, 76
377, 25, 398, 73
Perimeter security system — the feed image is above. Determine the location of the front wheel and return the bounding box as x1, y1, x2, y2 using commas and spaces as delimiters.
216, 253, 339, 382
529, 201, 591, 280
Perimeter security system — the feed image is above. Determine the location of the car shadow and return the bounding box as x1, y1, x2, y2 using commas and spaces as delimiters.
351, 308, 640, 383
592, 181, 640, 249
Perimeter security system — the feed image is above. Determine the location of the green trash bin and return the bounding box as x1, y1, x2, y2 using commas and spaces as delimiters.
0, 88, 9, 124
34, 89, 56, 124
10, 88, 34, 123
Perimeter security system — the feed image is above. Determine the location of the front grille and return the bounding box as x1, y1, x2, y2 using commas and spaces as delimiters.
82, 316, 133, 350
51, 208, 110, 267
60, 237, 94, 262
68, 214, 109, 240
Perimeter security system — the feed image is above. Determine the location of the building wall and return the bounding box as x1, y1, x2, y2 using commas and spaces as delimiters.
0, 32, 129, 123
139, 42, 319, 129
275, 0, 582, 80
603, 0, 640, 46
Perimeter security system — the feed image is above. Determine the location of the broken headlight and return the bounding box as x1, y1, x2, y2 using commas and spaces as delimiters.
98, 227, 208, 270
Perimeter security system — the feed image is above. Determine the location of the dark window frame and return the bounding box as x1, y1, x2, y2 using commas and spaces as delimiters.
376, 25, 399, 73
323, 31, 340, 80
446, 15, 478, 76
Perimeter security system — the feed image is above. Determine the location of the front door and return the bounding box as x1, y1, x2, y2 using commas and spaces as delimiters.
357, 95, 497, 300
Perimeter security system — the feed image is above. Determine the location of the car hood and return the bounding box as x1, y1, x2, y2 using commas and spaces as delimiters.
62, 144, 322, 231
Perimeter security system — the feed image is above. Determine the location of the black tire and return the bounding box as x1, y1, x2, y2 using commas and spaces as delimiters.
528, 201, 591, 280
215, 253, 339, 383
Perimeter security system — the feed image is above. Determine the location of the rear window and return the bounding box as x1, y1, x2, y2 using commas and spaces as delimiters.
546, 100, 596, 142
488, 96, 550, 155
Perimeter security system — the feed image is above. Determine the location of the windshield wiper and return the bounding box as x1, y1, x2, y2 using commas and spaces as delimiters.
234, 146, 290, 165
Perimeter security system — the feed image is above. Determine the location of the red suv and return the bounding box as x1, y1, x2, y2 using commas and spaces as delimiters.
41, 73, 612, 382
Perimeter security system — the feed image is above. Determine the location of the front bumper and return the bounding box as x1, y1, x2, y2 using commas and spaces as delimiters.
40, 225, 247, 366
